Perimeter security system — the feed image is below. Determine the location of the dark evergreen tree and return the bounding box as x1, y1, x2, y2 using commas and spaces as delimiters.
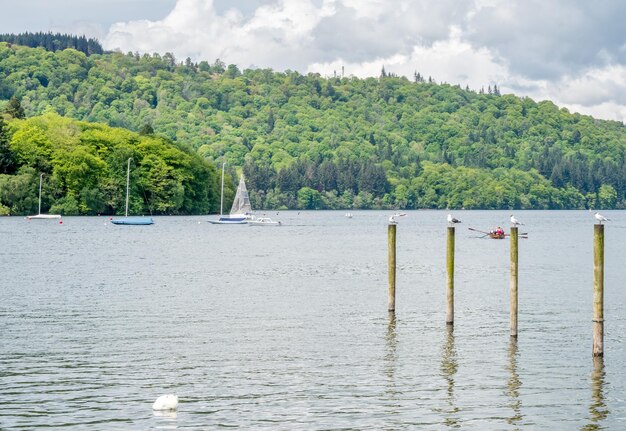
5, 96, 25, 119
139, 124, 154, 135
267, 109, 275, 133
0, 31, 103, 55
0, 116, 17, 174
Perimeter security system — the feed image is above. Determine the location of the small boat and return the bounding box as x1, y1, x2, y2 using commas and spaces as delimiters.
209, 164, 252, 225
469, 226, 505, 239
111, 216, 154, 226
248, 217, 281, 226
27, 173, 61, 220
345, 212, 353, 218
111, 158, 154, 226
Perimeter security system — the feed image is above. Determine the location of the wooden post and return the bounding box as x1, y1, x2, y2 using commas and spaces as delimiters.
510, 226, 518, 337
388, 223, 397, 312
593, 224, 604, 356
446, 226, 455, 325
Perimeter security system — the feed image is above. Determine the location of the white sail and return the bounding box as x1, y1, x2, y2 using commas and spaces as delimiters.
229, 175, 252, 216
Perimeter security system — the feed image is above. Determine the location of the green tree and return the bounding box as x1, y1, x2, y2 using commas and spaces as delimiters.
297, 187, 321, 209
139, 124, 154, 135
0, 167, 37, 214
597, 184, 617, 208
0, 116, 17, 174
5, 96, 25, 119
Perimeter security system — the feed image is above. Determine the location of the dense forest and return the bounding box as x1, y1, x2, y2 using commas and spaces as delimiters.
0, 113, 226, 216
0, 32, 103, 57
1, 41, 625, 210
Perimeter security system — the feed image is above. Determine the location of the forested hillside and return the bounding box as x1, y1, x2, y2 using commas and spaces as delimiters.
0, 32, 103, 57
0, 113, 225, 216
1, 41, 625, 209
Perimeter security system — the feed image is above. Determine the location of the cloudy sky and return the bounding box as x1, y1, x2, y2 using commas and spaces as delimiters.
2, 0, 626, 122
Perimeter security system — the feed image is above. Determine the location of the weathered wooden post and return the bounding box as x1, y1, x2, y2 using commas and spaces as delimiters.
593, 224, 604, 356
510, 226, 519, 337
446, 226, 455, 325
388, 222, 397, 312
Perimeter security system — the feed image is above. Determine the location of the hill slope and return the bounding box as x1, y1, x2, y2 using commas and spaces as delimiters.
0, 113, 224, 216
1, 42, 625, 209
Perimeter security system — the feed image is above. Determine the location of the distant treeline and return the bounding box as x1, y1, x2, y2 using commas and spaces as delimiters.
244, 157, 390, 209
0, 32, 103, 56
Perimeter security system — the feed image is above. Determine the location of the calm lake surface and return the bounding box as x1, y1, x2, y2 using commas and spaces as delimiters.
1, 210, 625, 430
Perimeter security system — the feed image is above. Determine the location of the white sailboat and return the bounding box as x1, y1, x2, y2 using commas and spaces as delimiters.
111, 157, 154, 225
209, 163, 252, 224
27, 173, 61, 220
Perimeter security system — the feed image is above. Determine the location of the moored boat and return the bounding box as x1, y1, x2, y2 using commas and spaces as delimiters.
110, 158, 154, 226
27, 173, 61, 220
209, 165, 253, 225
111, 216, 154, 225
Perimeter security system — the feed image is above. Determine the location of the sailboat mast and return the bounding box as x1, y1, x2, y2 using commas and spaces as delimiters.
125, 157, 132, 217
38, 173, 43, 215
220, 162, 225, 216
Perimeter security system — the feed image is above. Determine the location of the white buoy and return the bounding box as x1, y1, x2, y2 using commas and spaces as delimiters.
152, 394, 178, 411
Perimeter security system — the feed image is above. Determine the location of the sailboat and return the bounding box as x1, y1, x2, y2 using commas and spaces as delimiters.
111, 157, 154, 225
27, 173, 61, 220
209, 163, 252, 224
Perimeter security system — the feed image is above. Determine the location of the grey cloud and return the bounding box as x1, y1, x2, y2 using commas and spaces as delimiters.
0, 0, 176, 38
213, 0, 275, 19
311, 1, 471, 63
312, 5, 401, 62
466, 0, 626, 80
557, 76, 626, 107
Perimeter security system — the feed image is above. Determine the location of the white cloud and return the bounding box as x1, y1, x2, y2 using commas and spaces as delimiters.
103, 0, 626, 122
308, 26, 508, 90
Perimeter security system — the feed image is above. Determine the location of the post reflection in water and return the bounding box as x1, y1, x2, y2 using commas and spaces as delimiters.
385, 311, 398, 380
582, 356, 609, 431
506, 337, 523, 427
384, 311, 400, 412
440, 325, 460, 428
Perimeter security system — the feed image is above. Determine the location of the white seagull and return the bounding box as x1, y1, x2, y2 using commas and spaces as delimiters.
510, 214, 524, 226
389, 213, 407, 224
594, 212, 610, 224
447, 213, 461, 224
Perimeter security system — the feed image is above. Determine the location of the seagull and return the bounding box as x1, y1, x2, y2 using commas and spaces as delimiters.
447, 213, 461, 225
510, 214, 524, 226
389, 213, 407, 224
595, 212, 610, 224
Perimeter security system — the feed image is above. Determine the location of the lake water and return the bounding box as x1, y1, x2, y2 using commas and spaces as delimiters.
1, 210, 625, 430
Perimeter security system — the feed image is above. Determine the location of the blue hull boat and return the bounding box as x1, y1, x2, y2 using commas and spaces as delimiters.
112, 158, 154, 226
208, 216, 247, 224
210, 164, 252, 225
111, 217, 154, 225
